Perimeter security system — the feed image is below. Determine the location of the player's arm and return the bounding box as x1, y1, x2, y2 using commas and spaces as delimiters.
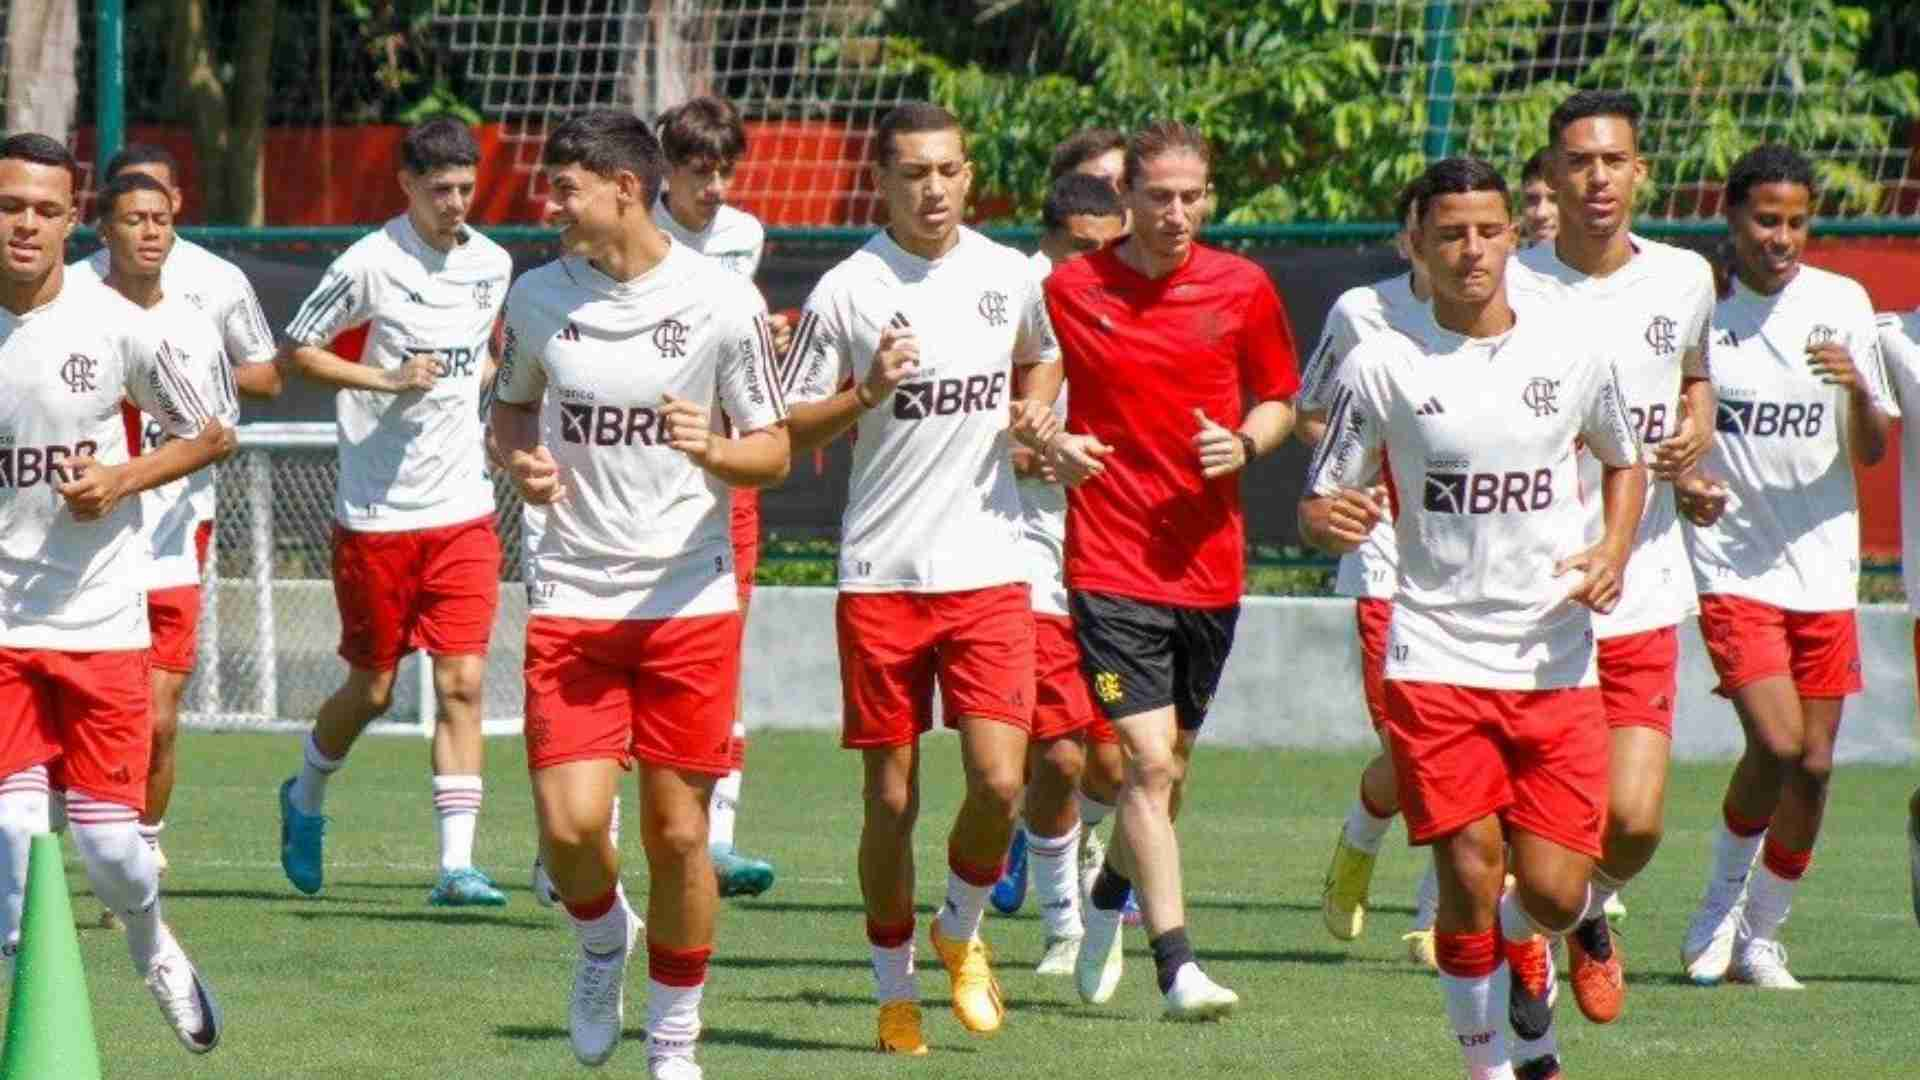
1292, 308, 1359, 449
278, 259, 436, 395
281, 340, 437, 395
222, 270, 284, 398
1297, 375, 1385, 555
487, 305, 566, 504
1557, 363, 1649, 613
1010, 363, 1062, 479
676, 297, 792, 487
784, 300, 914, 454
63, 336, 238, 521
1231, 274, 1302, 464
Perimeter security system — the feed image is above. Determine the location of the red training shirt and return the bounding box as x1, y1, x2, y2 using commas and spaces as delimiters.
1043, 242, 1299, 607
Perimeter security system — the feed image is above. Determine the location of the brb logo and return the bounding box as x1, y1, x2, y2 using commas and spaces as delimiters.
560, 403, 671, 447
1806, 324, 1839, 350
1716, 399, 1825, 438
1644, 315, 1677, 356
61, 353, 98, 394
651, 319, 689, 359
1522, 377, 1559, 417
1423, 468, 1555, 515
977, 290, 1008, 327
892, 372, 1007, 421
420, 345, 481, 379
0, 439, 98, 488
1628, 403, 1672, 443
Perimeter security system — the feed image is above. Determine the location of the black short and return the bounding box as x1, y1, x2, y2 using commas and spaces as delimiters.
1069, 591, 1239, 731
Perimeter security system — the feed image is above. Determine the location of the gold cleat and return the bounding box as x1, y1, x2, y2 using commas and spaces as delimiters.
929, 922, 1005, 1035
1320, 830, 1377, 942
876, 1000, 930, 1055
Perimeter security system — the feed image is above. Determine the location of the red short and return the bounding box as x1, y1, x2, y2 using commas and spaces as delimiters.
1033, 613, 1095, 741
148, 519, 214, 674
836, 584, 1035, 749
1384, 680, 1608, 859
522, 613, 741, 775
1697, 594, 1862, 699
1597, 625, 1679, 735
0, 648, 150, 810
1355, 598, 1392, 733
332, 516, 501, 672
731, 488, 760, 610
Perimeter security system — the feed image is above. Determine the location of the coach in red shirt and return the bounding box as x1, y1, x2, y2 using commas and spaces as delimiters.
1035, 121, 1298, 1018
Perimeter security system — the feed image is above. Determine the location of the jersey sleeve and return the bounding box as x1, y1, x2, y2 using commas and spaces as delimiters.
781, 279, 854, 405
739, 217, 767, 280
122, 321, 224, 440
1296, 297, 1364, 411
1878, 312, 1920, 416
217, 263, 278, 364
1578, 358, 1641, 469
1848, 294, 1898, 419
1240, 273, 1301, 402
283, 248, 374, 347
716, 282, 786, 434
1679, 258, 1715, 382
490, 280, 548, 409
1013, 264, 1060, 367
1303, 350, 1386, 497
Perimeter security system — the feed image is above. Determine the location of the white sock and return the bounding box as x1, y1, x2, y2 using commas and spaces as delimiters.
1742, 862, 1799, 942
1413, 864, 1440, 931
1498, 889, 1545, 944
609, 795, 622, 850
1440, 968, 1514, 1079
136, 821, 163, 851
1028, 824, 1082, 939
1075, 790, 1113, 829
1341, 796, 1393, 854
937, 870, 992, 942
871, 939, 917, 1003
1582, 867, 1627, 923
568, 884, 633, 955
0, 766, 51, 956
67, 799, 164, 973
709, 771, 741, 851
1512, 1024, 1559, 1070
290, 734, 343, 816
431, 775, 483, 874
646, 979, 703, 1062
1709, 824, 1764, 905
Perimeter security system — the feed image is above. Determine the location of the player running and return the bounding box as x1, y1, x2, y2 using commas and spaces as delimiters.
1301, 156, 1646, 1080
1877, 305, 1920, 927
0, 133, 235, 1052
490, 109, 789, 1076
1043, 121, 1298, 1020
274, 116, 513, 906
782, 102, 1060, 1053
1677, 144, 1894, 991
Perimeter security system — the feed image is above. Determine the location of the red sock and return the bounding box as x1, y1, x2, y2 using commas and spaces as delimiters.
1760, 836, 1812, 881
866, 919, 914, 949
1433, 928, 1501, 978
647, 942, 713, 987
1722, 802, 1770, 839
948, 849, 1003, 888
564, 887, 618, 922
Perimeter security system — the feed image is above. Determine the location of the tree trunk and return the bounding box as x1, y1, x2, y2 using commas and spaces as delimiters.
165, 0, 229, 218
223, 0, 276, 225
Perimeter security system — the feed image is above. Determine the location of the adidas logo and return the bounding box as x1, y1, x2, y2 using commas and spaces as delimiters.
560, 322, 582, 342
405, 289, 425, 305
1414, 396, 1445, 416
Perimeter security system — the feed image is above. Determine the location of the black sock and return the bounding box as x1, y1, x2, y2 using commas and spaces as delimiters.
1089, 864, 1131, 912
1149, 926, 1195, 993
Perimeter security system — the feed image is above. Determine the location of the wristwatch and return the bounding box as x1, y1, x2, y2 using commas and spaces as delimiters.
1236, 431, 1257, 464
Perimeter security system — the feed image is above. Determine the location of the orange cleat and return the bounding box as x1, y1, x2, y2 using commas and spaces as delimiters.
1567, 914, 1625, 1023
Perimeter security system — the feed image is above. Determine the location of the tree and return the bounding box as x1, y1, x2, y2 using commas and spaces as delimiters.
165, 0, 276, 224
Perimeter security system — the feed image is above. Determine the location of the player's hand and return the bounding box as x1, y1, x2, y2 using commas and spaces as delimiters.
1806, 342, 1864, 391
661, 393, 717, 465
56, 455, 128, 521
768, 312, 794, 360
1321, 487, 1385, 549
1555, 544, 1628, 614
1048, 432, 1113, 488
508, 446, 567, 505
1650, 407, 1711, 480
1010, 444, 1059, 483
1674, 469, 1730, 527
1193, 408, 1248, 478
861, 325, 920, 403
385, 353, 440, 394
1010, 398, 1062, 449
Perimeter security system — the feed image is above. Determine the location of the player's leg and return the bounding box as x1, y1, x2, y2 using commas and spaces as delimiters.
141, 583, 202, 874
1324, 597, 1396, 942
1430, 817, 1515, 1080
0, 650, 57, 973
711, 495, 774, 898
1023, 734, 1086, 972
1074, 726, 1134, 920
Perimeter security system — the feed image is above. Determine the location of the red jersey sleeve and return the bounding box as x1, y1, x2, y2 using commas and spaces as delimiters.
1241, 274, 1300, 402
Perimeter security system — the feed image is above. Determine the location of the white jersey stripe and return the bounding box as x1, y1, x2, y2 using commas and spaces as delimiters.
780, 311, 822, 394
753, 313, 785, 415
1303, 382, 1355, 495
287, 274, 355, 342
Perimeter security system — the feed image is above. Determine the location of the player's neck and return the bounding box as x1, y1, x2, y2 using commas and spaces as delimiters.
405, 208, 461, 254
0, 263, 62, 317
1432, 290, 1516, 340
665, 195, 716, 235
585, 220, 672, 283
886, 225, 960, 262
1733, 259, 1800, 298
1037, 233, 1072, 263
1115, 235, 1188, 280
104, 269, 164, 309
1553, 223, 1633, 277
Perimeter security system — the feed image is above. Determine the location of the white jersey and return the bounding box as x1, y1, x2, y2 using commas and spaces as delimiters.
493, 242, 784, 621
1879, 309, 1920, 615
1306, 307, 1642, 691
653, 196, 766, 279
0, 278, 222, 649
1685, 267, 1894, 612
136, 295, 242, 590
1296, 274, 1425, 600
1512, 236, 1714, 638
784, 227, 1059, 594
284, 216, 509, 532
1018, 249, 1068, 616
72, 235, 276, 365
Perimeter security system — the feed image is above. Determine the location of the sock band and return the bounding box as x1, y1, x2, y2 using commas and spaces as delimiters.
1760, 836, 1813, 881
1148, 926, 1195, 993
947, 849, 1003, 888
866, 918, 914, 949
1434, 928, 1501, 978
1090, 864, 1132, 911
1723, 802, 1771, 838
647, 942, 713, 988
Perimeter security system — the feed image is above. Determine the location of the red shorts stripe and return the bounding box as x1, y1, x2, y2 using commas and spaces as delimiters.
0, 649, 151, 812
1597, 625, 1679, 735
1354, 598, 1392, 733
1032, 613, 1095, 741
1697, 595, 1861, 699
333, 516, 501, 672
836, 584, 1036, 749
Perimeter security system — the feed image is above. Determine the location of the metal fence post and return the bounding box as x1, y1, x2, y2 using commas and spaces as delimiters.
249, 448, 276, 722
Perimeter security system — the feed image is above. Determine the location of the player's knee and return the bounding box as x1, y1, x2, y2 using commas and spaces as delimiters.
350, 672, 398, 718
1129, 751, 1179, 796
640, 806, 706, 863
1037, 737, 1086, 786
1791, 749, 1833, 790
968, 762, 1024, 817
1607, 793, 1664, 850
1747, 725, 1803, 771
863, 779, 918, 828
433, 664, 485, 711
1523, 879, 1588, 935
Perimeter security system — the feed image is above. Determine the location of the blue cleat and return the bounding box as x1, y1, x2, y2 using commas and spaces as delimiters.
428, 867, 508, 907
278, 777, 326, 895
990, 827, 1030, 915
712, 844, 776, 898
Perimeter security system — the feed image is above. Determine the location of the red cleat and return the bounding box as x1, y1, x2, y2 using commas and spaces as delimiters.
1567, 914, 1625, 1024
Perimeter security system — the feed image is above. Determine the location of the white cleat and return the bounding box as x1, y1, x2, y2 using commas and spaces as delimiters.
570, 909, 641, 1066
1728, 937, 1803, 990
1682, 893, 1744, 986
1162, 965, 1238, 1021
145, 929, 222, 1054
1036, 934, 1082, 976
1075, 906, 1124, 1004
647, 1051, 704, 1079
1602, 890, 1626, 924
1078, 828, 1106, 908
532, 857, 560, 910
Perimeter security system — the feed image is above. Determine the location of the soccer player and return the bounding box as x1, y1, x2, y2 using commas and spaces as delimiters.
489, 109, 789, 1076
1678, 144, 1894, 991
781, 101, 1058, 1053
1505, 90, 1719, 1042
1300, 156, 1646, 1080
1878, 306, 1920, 927
991, 171, 1128, 971
68, 143, 281, 873
1303, 177, 1443, 966
1515, 148, 1556, 248
1043, 121, 1299, 1019
1048, 128, 1127, 189
0, 132, 234, 1051
274, 116, 514, 906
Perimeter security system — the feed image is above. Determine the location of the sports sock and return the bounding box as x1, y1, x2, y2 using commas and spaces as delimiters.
867, 919, 917, 1003
289, 733, 343, 816
646, 942, 710, 1062
67, 798, 164, 973
1709, 805, 1768, 904
431, 775, 483, 874
1028, 824, 1082, 939
1341, 792, 1394, 854
1089, 863, 1132, 912
1148, 926, 1196, 993
708, 770, 742, 852
1413, 863, 1440, 930
1581, 866, 1628, 923
937, 851, 1000, 942
1435, 929, 1514, 1080
566, 884, 632, 955
609, 794, 622, 849
1744, 837, 1811, 941
1511, 1025, 1560, 1070
1501, 885, 1582, 941
0, 766, 51, 957
1075, 790, 1113, 829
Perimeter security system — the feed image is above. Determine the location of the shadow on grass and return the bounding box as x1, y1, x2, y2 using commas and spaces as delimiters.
711, 954, 871, 971
162, 888, 382, 905
1189, 898, 1417, 918
706, 1025, 904, 1053
288, 909, 554, 931
495, 1024, 642, 1042
1202, 947, 1359, 966
723, 900, 871, 916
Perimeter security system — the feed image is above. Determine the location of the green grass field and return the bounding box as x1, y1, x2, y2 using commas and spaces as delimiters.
9, 731, 1919, 1078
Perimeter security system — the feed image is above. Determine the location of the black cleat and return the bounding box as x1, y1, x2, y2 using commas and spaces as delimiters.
1504, 934, 1556, 1042
1517, 1054, 1563, 1080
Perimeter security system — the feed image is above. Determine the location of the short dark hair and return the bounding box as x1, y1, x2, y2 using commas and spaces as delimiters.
1549, 90, 1641, 147
104, 142, 180, 185
874, 102, 964, 168
399, 116, 481, 175
544, 110, 668, 203
1042, 172, 1125, 231
1725, 143, 1816, 212
0, 132, 77, 181
1519, 146, 1552, 185
1048, 128, 1126, 181
1413, 157, 1509, 221
95, 171, 172, 221
1123, 121, 1211, 190
1393, 175, 1431, 227
658, 96, 747, 166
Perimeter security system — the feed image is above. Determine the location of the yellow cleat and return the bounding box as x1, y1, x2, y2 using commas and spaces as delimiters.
1402, 929, 1438, 970
929, 922, 1005, 1035
876, 1000, 929, 1056
1321, 830, 1377, 942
